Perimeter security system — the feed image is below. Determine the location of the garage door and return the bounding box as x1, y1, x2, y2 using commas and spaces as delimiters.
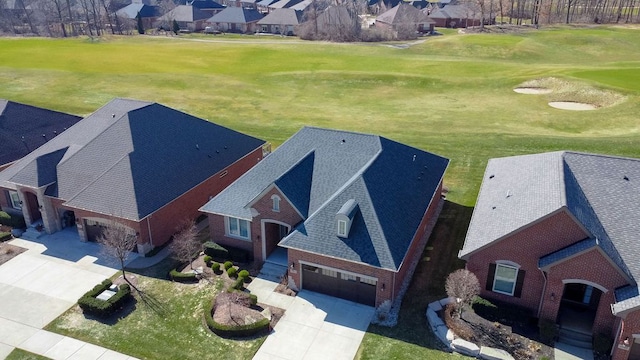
301, 264, 376, 306
84, 219, 108, 242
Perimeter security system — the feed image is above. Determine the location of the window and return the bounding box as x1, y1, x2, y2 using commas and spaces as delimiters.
493, 263, 518, 296
271, 195, 280, 212
360, 277, 377, 286
8, 191, 21, 210
337, 220, 347, 237
226, 217, 250, 239
341, 273, 356, 281
321, 268, 337, 277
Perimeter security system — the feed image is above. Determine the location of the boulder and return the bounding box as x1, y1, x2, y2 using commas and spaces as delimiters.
452, 338, 480, 357
479, 346, 515, 360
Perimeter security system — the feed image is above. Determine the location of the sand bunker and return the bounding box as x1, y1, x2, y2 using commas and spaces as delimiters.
548, 101, 597, 111
513, 87, 552, 94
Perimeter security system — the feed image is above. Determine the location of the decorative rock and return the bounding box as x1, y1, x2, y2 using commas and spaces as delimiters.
428, 300, 443, 312
452, 338, 480, 357
479, 346, 515, 360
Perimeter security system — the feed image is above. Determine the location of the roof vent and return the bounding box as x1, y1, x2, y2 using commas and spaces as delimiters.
489, 175, 495, 179
341, 139, 345, 143
623, 176, 629, 181
196, 144, 199, 150
111, 113, 115, 118
492, 206, 496, 210
413, 154, 416, 162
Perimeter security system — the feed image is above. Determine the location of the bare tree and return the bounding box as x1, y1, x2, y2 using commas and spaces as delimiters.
445, 269, 480, 317
98, 220, 138, 282
169, 219, 201, 270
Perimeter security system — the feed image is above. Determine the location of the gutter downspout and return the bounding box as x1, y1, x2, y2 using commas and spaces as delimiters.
537, 269, 548, 318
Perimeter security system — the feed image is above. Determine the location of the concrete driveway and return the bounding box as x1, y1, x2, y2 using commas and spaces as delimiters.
0, 234, 137, 359
250, 278, 375, 360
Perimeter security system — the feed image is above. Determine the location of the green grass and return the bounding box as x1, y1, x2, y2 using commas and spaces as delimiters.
1, 25, 639, 205
5, 349, 50, 360
45, 276, 263, 360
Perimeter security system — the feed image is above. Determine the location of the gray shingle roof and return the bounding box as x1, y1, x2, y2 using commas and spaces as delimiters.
0, 98, 265, 221
0, 99, 81, 166
461, 151, 640, 313
116, 3, 160, 19
157, 5, 211, 22
201, 127, 449, 271
257, 8, 302, 25
427, 4, 480, 20
207, 7, 263, 23
376, 3, 434, 25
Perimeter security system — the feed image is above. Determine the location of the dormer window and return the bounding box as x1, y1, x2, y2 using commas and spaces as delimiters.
271, 195, 280, 212
336, 199, 358, 238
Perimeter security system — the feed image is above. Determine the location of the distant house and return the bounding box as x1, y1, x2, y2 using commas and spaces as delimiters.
0, 98, 266, 255
460, 151, 640, 360
0, 99, 81, 172
256, 0, 277, 13
156, 5, 212, 31
190, 0, 226, 16
201, 127, 449, 307
115, 3, 160, 30
206, 7, 263, 33
257, 8, 302, 34
376, 3, 435, 33
426, 3, 483, 27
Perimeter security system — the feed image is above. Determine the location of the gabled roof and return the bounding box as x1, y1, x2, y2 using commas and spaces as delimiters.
461, 151, 640, 311
288, 0, 311, 11
207, 7, 263, 23
257, 8, 302, 25
116, 3, 160, 18
0, 100, 81, 167
201, 127, 449, 271
157, 5, 211, 22
376, 3, 434, 25
0, 98, 265, 221
190, 0, 225, 10
268, 0, 302, 9
428, 4, 480, 20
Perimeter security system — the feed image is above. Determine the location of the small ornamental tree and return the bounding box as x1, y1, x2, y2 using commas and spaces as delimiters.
445, 269, 480, 317
98, 220, 138, 283
169, 219, 200, 270
172, 19, 180, 34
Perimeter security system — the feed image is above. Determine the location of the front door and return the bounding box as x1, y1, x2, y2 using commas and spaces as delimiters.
557, 283, 602, 333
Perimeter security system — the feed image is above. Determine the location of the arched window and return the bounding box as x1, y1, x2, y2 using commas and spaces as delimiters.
271, 195, 281, 212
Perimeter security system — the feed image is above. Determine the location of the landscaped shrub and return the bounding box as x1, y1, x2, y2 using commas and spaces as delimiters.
593, 333, 613, 354
538, 318, 558, 345
232, 277, 244, 290
238, 269, 249, 279
78, 279, 132, 318
0, 211, 26, 229
204, 296, 269, 338
472, 297, 533, 326
249, 294, 257, 306
169, 269, 197, 282
0, 232, 11, 241
227, 267, 237, 278
211, 262, 221, 273
203, 241, 228, 260
203, 255, 212, 265
223, 261, 233, 270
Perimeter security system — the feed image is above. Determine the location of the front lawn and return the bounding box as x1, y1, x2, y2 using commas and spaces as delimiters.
45, 274, 265, 360
357, 201, 472, 359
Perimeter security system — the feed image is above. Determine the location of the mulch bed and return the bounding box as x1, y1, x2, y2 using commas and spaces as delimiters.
445, 304, 554, 360
0, 241, 26, 266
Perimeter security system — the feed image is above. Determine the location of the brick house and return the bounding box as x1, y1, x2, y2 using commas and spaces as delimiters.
0, 98, 266, 255
375, 3, 435, 34
460, 151, 640, 359
0, 99, 81, 212
200, 127, 449, 307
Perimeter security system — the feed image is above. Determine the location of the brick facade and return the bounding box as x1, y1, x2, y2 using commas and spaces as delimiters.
466, 208, 633, 339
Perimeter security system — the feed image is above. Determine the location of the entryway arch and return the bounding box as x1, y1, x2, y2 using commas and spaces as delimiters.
557, 279, 606, 335
260, 219, 290, 262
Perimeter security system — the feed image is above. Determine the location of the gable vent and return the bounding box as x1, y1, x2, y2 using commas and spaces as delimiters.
336, 199, 358, 238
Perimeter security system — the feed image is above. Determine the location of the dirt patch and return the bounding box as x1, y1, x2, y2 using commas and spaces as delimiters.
211, 292, 285, 331
514, 87, 552, 94
0, 242, 26, 266
549, 101, 597, 110
445, 304, 554, 360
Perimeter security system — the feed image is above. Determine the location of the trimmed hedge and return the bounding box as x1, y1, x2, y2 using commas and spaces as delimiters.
238, 269, 250, 279
223, 261, 233, 270
204, 296, 269, 338
231, 277, 244, 290
211, 262, 221, 273
78, 279, 132, 318
0, 232, 11, 242
202, 241, 249, 262
0, 211, 26, 229
227, 267, 237, 278
203, 255, 213, 266
169, 269, 198, 282
203, 241, 228, 260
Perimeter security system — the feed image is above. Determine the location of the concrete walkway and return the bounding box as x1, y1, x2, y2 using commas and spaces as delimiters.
249, 278, 374, 360
0, 236, 139, 360
554, 342, 594, 360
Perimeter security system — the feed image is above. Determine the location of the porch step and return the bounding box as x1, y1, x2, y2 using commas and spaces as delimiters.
558, 328, 592, 349
20, 227, 43, 241
258, 262, 287, 283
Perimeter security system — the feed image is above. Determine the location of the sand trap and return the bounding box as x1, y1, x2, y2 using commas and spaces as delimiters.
513, 87, 552, 94
548, 101, 597, 111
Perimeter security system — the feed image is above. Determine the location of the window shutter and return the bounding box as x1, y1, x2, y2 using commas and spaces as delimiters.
514, 269, 526, 298
486, 263, 496, 291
